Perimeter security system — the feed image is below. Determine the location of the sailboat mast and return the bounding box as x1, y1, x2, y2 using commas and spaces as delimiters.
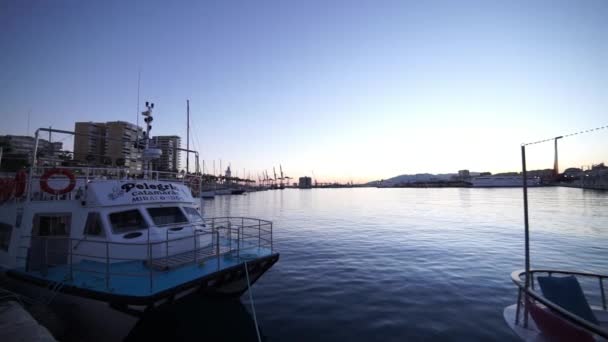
186, 99, 190, 174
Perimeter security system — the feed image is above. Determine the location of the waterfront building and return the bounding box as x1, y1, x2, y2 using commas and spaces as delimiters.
225, 166, 232, 183
299, 176, 312, 188
104, 121, 143, 171
0, 135, 62, 157
150, 135, 181, 172
458, 169, 470, 180
0, 135, 63, 169
74, 121, 144, 170
74, 122, 106, 164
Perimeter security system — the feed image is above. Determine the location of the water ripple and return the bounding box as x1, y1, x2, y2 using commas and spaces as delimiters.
202, 187, 608, 341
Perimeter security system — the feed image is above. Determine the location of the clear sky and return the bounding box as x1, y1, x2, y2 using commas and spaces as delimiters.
1, 0, 606, 182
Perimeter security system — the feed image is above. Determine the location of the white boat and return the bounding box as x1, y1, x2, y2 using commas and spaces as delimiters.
503, 134, 608, 341
0, 125, 278, 340
200, 189, 215, 198
215, 188, 232, 195
471, 176, 541, 187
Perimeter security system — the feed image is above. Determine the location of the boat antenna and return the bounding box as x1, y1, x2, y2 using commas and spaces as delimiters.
141, 101, 154, 173
135, 69, 141, 147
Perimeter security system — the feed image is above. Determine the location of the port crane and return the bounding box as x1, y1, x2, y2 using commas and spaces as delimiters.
265, 170, 271, 188
280, 164, 291, 188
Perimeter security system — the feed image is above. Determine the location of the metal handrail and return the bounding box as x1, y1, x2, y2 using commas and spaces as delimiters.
204, 216, 273, 225
511, 269, 608, 338
17, 216, 274, 293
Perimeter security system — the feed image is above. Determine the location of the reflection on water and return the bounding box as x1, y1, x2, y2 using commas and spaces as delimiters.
132, 187, 607, 341
126, 294, 262, 342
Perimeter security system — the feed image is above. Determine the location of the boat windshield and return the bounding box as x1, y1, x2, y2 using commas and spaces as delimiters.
147, 207, 188, 226
182, 207, 203, 223
109, 209, 148, 234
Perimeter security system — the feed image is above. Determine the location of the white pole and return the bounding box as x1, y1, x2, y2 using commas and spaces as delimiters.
186, 100, 190, 174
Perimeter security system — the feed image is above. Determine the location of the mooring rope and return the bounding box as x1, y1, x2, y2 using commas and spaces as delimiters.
523, 124, 607, 146
244, 261, 262, 342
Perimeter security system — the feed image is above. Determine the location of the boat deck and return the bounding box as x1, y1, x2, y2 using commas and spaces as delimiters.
8, 217, 276, 302
10, 238, 272, 300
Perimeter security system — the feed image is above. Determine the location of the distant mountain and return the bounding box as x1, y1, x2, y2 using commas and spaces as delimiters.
367, 172, 486, 186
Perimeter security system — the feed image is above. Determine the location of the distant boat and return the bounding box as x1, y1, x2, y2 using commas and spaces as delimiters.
215, 188, 232, 195
231, 189, 246, 195
471, 176, 541, 187
200, 189, 215, 198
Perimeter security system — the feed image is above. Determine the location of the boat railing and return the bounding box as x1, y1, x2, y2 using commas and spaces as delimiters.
511, 269, 608, 338
14, 217, 273, 294
203, 217, 274, 255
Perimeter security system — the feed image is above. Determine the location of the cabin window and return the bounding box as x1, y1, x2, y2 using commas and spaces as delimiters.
147, 207, 188, 226
0, 223, 12, 251
109, 210, 148, 234
183, 207, 202, 222
84, 212, 104, 237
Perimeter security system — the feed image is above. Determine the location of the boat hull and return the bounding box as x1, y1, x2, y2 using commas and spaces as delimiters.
201, 190, 215, 198
1, 253, 279, 340
504, 303, 608, 341
471, 176, 542, 187
5, 253, 279, 305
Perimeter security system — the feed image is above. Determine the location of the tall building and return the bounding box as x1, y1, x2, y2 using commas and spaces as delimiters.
298, 176, 312, 189
74, 122, 106, 164
74, 121, 143, 170
104, 121, 143, 171
151, 136, 181, 172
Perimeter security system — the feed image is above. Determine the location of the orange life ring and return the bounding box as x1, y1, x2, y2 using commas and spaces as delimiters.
40, 168, 76, 195
14, 170, 27, 197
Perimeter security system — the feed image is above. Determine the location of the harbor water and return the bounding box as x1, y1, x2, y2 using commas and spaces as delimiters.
130, 187, 608, 341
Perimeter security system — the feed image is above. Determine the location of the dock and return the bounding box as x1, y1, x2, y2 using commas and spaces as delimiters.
0, 300, 56, 341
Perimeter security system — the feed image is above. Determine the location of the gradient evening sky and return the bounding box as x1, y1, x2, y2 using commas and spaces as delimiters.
1, 0, 606, 182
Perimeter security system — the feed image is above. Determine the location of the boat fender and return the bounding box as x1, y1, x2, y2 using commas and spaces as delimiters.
40, 168, 76, 195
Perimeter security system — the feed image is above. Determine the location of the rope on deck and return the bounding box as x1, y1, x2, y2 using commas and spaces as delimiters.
244, 261, 262, 342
